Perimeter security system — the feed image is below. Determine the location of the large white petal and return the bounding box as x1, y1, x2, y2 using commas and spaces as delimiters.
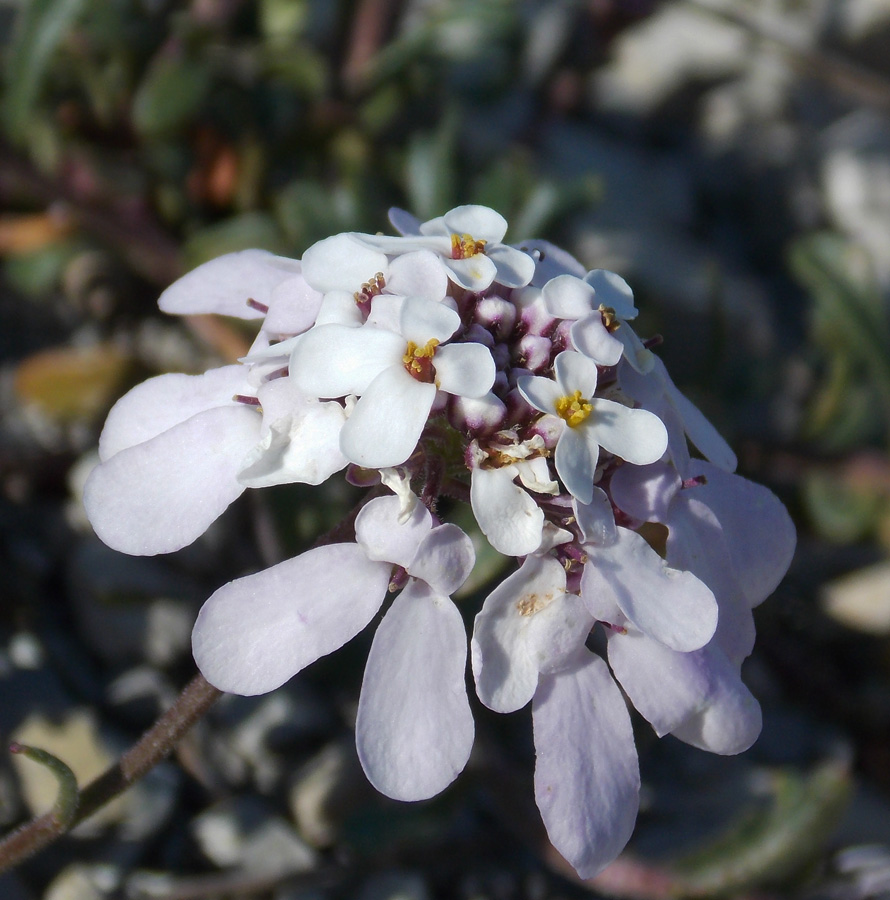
446, 255, 498, 291
387, 250, 448, 301
408, 524, 475, 595
609, 461, 680, 524
583, 269, 638, 319
589, 399, 667, 466
488, 243, 536, 288
434, 343, 495, 398
400, 296, 459, 345
98, 366, 246, 461
607, 630, 713, 737
574, 488, 617, 546
354, 493, 431, 568
84, 405, 261, 556
301, 234, 388, 294
264, 274, 324, 336
443, 205, 508, 243
516, 374, 563, 415
571, 314, 624, 367
533, 651, 640, 879
472, 557, 565, 713
542, 274, 595, 319
554, 350, 598, 398
290, 325, 403, 398
356, 583, 473, 801
158, 250, 299, 318
192, 544, 391, 695
470, 465, 544, 556
340, 367, 435, 468
554, 426, 596, 505
582, 527, 718, 652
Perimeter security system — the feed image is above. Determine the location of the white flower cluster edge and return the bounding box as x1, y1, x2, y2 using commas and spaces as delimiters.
83, 205, 796, 879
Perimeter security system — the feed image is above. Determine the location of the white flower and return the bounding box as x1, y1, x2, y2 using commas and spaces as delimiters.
290, 296, 495, 468
355, 204, 536, 291
518, 351, 668, 504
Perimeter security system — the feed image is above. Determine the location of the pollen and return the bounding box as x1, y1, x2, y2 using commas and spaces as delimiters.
555, 390, 593, 428
599, 304, 621, 333
354, 272, 386, 304
450, 233, 487, 260
403, 339, 439, 382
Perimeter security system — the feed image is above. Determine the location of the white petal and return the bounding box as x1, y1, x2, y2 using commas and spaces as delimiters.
237, 401, 347, 487
609, 461, 680, 523
290, 324, 403, 398
555, 426, 596, 505
354, 494, 431, 568
446, 255, 498, 291
517, 374, 563, 415
487, 243, 536, 288
574, 488, 617, 545
472, 557, 565, 712
400, 296, 459, 345
98, 366, 246, 462
340, 368, 435, 468
388, 207, 423, 236
408, 524, 475, 595
583, 269, 638, 319
435, 343, 495, 398
84, 405, 261, 556
526, 593, 595, 675
470, 465, 544, 556
589, 399, 667, 466
314, 290, 364, 327
542, 274, 595, 319
582, 527, 718, 652
554, 350, 599, 397
301, 234, 388, 294
158, 250, 299, 318
607, 630, 713, 736
192, 544, 390, 695
387, 250, 448, 301
571, 314, 624, 367
264, 274, 324, 335
356, 583, 473, 801
533, 652, 640, 879
443, 205, 508, 243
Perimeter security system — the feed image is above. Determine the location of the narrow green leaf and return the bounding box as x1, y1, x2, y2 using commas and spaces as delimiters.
131, 54, 211, 139
9, 743, 79, 828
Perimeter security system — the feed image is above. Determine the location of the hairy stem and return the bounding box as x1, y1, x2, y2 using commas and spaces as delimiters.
0, 673, 221, 874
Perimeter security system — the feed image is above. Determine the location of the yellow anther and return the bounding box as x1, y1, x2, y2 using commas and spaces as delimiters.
354, 272, 386, 304
402, 339, 439, 381
555, 390, 593, 428
599, 304, 621, 332
450, 233, 487, 260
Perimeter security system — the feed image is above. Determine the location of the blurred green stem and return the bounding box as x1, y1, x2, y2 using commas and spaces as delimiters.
0, 673, 221, 874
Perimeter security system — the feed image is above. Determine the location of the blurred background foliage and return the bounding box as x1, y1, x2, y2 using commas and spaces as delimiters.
4, 1, 890, 898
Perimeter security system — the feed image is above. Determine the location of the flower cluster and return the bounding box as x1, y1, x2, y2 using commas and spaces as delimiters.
83, 205, 795, 878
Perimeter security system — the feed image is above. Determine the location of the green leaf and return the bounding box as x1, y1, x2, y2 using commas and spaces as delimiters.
404, 115, 457, 221
2, 0, 88, 140
803, 470, 881, 543
131, 53, 211, 139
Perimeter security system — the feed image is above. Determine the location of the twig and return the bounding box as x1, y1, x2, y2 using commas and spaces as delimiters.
0, 673, 221, 874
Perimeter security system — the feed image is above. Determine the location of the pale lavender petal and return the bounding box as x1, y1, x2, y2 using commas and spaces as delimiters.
388, 207, 423, 235
610, 461, 680, 523
570, 314, 624, 366
98, 366, 246, 462
516, 239, 586, 288
192, 544, 390, 695
355, 494, 431, 567
264, 274, 324, 335
590, 399, 667, 466
527, 593, 595, 674
583, 527, 718, 652
488, 243, 536, 288
443, 205, 508, 243
84, 405, 261, 556
470, 466, 545, 556
607, 630, 713, 736
533, 651, 640, 879
339, 368, 435, 468
472, 557, 566, 712
387, 250, 448, 301
301, 234, 388, 294
409, 524, 475, 595
356, 583, 473, 800
554, 350, 598, 398
158, 250, 299, 318
290, 324, 403, 398
555, 426, 596, 505
435, 343, 495, 398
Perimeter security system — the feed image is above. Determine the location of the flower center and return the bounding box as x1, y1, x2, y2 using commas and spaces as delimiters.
403, 339, 439, 382
555, 390, 592, 428
599, 304, 621, 333
355, 272, 386, 305
450, 233, 487, 260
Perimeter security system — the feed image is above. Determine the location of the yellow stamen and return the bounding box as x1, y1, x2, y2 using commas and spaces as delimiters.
450, 233, 487, 259
354, 272, 386, 304
599, 304, 620, 332
402, 339, 439, 381
555, 390, 593, 428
